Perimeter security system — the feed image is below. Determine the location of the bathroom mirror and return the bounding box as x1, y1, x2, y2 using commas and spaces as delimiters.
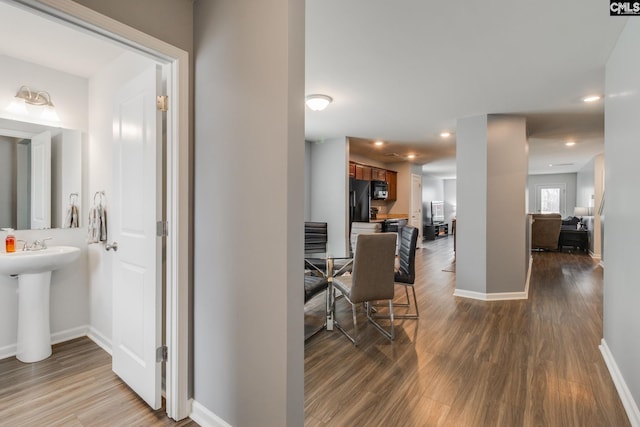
0, 117, 82, 231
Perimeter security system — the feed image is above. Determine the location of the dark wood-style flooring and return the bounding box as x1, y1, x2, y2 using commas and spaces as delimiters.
0, 337, 198, 426
304, 237, 631, 426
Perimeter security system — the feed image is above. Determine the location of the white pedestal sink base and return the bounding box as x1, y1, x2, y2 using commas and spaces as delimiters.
16, 271, 53, 363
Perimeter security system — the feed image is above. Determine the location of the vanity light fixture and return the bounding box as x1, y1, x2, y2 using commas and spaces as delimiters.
6, 85, 60, 122
305, 94, 333, 111
582, 95, 601, 103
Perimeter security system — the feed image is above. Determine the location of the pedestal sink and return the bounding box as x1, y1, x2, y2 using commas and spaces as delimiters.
0, 246, 80, 363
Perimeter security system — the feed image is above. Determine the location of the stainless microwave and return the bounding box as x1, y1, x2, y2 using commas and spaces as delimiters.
371, 180, 388, 200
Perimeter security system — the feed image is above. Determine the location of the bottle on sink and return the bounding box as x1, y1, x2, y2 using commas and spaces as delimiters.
3, 228, 16, 253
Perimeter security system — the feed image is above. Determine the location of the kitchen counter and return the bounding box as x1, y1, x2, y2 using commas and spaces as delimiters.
370, 213, 408, 222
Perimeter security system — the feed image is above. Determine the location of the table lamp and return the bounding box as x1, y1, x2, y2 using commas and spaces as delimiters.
573, 207, 590, 230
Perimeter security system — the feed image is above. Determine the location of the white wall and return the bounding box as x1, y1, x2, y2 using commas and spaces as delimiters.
86, 52, 158, 345
0, 55, 90, 359
388, 162, 421, 215
193, 1, 304, 425
527, 173, 577, 217
0, 55, 88, 131
422, 175, 444, 226
576, 155, 602, 255
310, 138, 349, 255
443, 179, 457, 233
603, 18, 640, 423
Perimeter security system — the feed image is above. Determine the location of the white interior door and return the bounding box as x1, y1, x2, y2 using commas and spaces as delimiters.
30, 131, 51, 229
410, 174, 422, 246
111, 65, 163, 409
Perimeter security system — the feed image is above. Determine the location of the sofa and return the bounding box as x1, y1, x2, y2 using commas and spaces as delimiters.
531, 213, 562, 250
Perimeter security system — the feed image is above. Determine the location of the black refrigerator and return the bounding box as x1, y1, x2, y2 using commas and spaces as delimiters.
349, 178, 370, 230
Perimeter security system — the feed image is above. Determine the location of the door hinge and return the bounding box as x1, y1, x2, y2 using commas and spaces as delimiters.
156, 220, 168, 237
156, 345, 168, 363
156, 95, 169, 112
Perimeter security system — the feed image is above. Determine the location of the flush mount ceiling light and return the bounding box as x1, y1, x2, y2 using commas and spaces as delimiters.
6, 85, 60, 122
305, 94, 333, 111
582, 95, 601, 103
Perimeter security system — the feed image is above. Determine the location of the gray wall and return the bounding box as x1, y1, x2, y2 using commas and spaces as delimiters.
73, 0, 193, 54
604, 18, 640, 417
456, 115, 488, 294
457, 115, 527, 295
527, 173, 577, 217
485, 116, 527, 293
309, 138, 349, 256
0, 136, 16, 228
193, 1, 304, 426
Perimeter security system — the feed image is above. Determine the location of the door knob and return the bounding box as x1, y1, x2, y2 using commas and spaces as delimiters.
105, 241, 118, 252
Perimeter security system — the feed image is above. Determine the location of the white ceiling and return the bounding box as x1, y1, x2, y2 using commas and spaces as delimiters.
0, 1, 625, 179
305, 1, 627, 178
0, 1, 124, 78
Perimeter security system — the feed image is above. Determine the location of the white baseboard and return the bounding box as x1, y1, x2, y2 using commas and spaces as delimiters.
87, 326, 112, 355
51, 325, 89, 345
453, 288, 529, 301
0, 342, 16, 361
0, 324, 90, 361
190, 400, 232, 427
600, 339, 640, 427
453, 257, 531, 302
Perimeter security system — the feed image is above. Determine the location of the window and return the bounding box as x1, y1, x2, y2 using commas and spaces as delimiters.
535, 184, 566, 216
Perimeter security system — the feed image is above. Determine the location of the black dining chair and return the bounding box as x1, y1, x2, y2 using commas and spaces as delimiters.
393, 226, 419, 319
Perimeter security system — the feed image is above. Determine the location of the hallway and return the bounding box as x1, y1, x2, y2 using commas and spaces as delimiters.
304, 237, 629, 426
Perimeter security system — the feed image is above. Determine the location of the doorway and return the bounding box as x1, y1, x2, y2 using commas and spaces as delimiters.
2, 1, 190, 420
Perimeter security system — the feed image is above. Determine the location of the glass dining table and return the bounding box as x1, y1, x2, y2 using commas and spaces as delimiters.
304, 253, 353, 331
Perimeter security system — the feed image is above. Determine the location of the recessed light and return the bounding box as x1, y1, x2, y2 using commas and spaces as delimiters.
374, 141, 384, 147
565, 141, 576, 147
407, 154, 416, 159
440, 131, 451, 138
583, 95, 601, 103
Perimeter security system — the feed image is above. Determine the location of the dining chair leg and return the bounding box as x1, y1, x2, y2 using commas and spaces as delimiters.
393, 285, 419, 319
333, 296, 358, 345
392, 285, 411, 307
367, 300, 394, 341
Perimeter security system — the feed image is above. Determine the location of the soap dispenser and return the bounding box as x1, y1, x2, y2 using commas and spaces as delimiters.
3, 228, 15, 253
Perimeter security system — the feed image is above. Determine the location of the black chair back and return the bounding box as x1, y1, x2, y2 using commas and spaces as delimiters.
395, 226, 418, 284
304, 222, 328, 254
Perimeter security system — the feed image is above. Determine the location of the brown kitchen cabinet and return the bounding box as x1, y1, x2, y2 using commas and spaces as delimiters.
386, 171, 397, 201
349, 162, 356, 178
355, 164, 372, 181
372, 168, 386, 181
